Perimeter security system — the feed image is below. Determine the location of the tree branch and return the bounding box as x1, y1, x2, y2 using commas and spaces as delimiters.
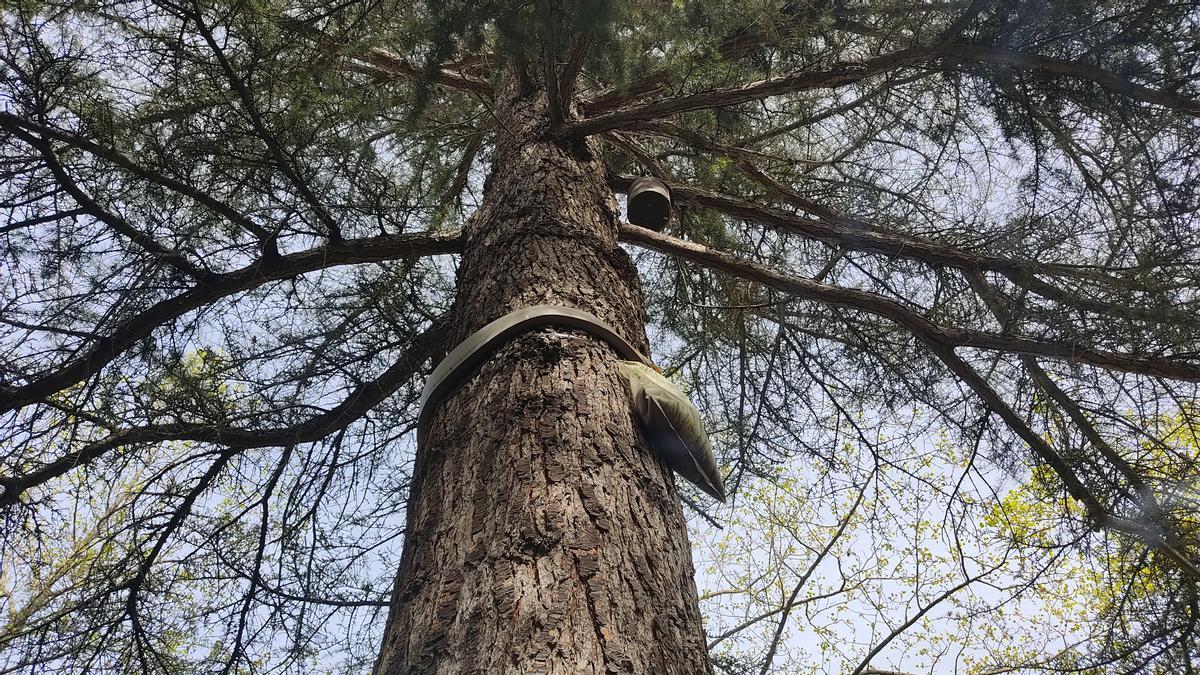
360, 49, 494, 97
967, 270, 1200, 579
849, 566, 994, 675
439, 132, 484, 206
944, 43, 1200, 116
0, 318, 447, 507
759, 471, 869, 673
564, 46, 941, 138
0, 112, 275, 250
737, 71, 935, 146
11, 129, 217, 282
725, 162, 1194, 325
0, 206, 88, 235
0, 230, 461, 414
573, 38, 1197, 140
191, 2, 343, 241
618, 225, 1200, 382
927, 343, 1200, 580
543, 50, 565, 129
276, 16, 493, 97
559, 34, 590, 112
579, 5, 903, 116
612, 175, 1170, 298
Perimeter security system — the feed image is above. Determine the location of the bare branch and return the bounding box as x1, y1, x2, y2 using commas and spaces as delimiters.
849, 566, 995, 675
0, 206, 87, 234
758, 471, 870, 673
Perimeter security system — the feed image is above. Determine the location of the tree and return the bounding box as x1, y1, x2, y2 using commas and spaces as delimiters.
1, 0, 1198, 672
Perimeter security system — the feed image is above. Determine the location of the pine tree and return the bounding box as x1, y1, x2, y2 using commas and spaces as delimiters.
1, 1, 1198, 672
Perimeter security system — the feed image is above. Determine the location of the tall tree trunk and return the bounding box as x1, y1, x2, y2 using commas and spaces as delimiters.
373, 66, 714, 674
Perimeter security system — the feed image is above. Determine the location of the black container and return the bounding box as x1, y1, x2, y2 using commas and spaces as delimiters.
628, 177, 672, 231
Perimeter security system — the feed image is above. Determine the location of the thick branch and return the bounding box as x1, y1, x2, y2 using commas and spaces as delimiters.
439, 132, 483, 205
613, 175, 1155, 293
564, 47, 940, 138
543, 50, 565, 129
583, 77, 671, 117
737, 72, 934, 146
618, 225, 1200, 382
0, 231, 462, 414
929, 344, 1200, 580
621, 225, 1200, 577
573, 39, 1197, 139
967, 271, 1200, 579
361, 49, 494, 96
277, 17, 492, 97
967, 270, 1157, 500
716, 162, 1195, 325
0, 319, 446, 507
559, 34, 590, 111
580, 7, 908, 116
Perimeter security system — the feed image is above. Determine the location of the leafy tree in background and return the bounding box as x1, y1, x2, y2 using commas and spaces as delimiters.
1, 0, 1198, 672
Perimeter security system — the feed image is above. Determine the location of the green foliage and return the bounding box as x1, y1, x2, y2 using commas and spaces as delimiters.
2, 0, 1199, 672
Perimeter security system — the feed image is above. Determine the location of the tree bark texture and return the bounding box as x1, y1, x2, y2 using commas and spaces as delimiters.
374, 68, 714, 674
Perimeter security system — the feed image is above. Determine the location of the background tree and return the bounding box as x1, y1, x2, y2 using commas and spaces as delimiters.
2, 0, 1198, 672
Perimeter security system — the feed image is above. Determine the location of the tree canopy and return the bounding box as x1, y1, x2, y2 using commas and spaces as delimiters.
2, 0, 1198, 672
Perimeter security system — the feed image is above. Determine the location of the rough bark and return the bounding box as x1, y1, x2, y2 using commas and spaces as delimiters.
374, 66, 714, 675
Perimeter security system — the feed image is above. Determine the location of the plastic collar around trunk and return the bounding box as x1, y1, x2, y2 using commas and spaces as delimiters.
417, 304, 652, 444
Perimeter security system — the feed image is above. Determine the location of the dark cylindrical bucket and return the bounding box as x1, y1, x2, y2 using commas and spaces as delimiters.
628, 177, 672, 231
